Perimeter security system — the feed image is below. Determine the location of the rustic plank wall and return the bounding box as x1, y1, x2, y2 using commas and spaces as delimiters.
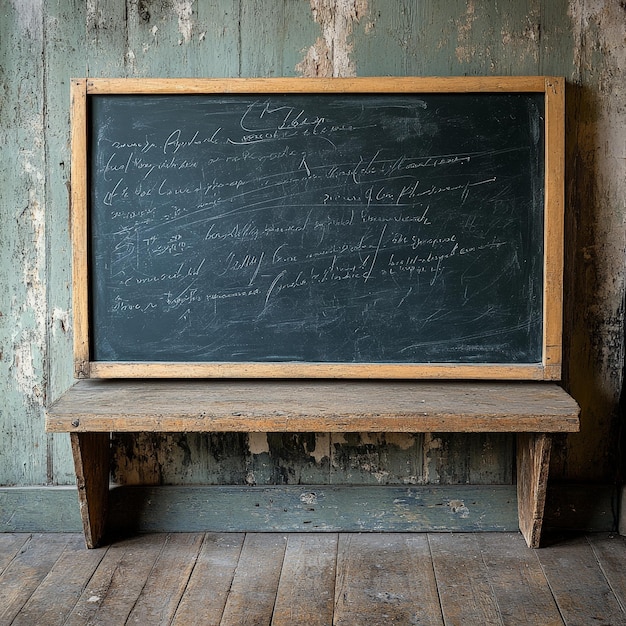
1, 1, 624, 494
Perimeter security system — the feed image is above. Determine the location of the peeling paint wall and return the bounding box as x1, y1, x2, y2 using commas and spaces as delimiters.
555, 0, 626, 480
297, 0, 368, 77
1, 1, 625, 493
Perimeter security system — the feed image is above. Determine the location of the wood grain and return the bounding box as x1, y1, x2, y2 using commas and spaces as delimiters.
542, 76, 566, 381
0, 534, 30, 575
429, 533, 503, 625
88, 361, 553, 381
477, 533, 564, 625
125, 533, 204, 624
70, 78, 90, 379
70, 432, 110, 548
85, 76, 553, 94
272, 534, 338, 626
536, 535, 626, 625
10, 535, 104, 626
517, 433, 552, 548
219, 533, 288, 625
47, 380, 580, 433
0, 535, 72, 624
6, 531, 626, 624
334, 533, 442, 625
64, 534, 167, 625
172, 533, 244, 626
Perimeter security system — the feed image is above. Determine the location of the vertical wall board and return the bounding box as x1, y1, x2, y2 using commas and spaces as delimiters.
252, 433, 331, 485
468, 434, 515, 485
0, 1, 49, 485
329, 434, 423, 486
111, 432, 252, 485
85, 0, 129, 76
125, 0, 241, 78
553, 1, 626, 481
349, 0, 474, 76
536, 1, 577, 77
43, 0, 88, 484
455, 0, 544, 76
239, 0, 319, 77
354, 0, 557, 88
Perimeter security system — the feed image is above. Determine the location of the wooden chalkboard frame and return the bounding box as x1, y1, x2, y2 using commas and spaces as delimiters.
71, 76, 564, 380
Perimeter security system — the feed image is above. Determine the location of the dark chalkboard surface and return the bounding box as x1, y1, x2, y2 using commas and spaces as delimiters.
71, 77, 564, 379
89, 90, 544, 365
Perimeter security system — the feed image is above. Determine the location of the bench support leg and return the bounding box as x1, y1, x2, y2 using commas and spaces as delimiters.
516, 433, 552, 548
70, 432, 110, 549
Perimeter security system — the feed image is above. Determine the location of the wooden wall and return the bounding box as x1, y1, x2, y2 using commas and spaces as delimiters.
1, 1, 624, 493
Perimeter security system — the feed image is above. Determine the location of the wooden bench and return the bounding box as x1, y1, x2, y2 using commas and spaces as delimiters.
46, 379, 579, 549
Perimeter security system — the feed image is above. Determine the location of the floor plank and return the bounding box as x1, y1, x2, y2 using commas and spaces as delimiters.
3, 531, 626, 625
172, 533, 245, 626
0, 533, 72, 624
125, 533, 204, 625
10, 534, 105, 626
64, 533, 168, 625
477, 533, 564, 625
272, 533, 338, 626
220, 533, 288, 625
588, 533, 626, 612
333, 533, 443, 626
429, 533, 503, 625
0, 533, 30, 575
537, 534, 626, 626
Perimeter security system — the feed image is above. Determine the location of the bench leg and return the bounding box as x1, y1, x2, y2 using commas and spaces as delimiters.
70, 432, 110, 549
517, 433, 552, 548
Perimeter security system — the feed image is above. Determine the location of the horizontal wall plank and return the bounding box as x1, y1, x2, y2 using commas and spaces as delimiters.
0, 487, 82, 532
106, 485, 520, 533
0, 484, 614, 534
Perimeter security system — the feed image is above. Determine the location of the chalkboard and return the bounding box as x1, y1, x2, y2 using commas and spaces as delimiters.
72, 77, 565, 379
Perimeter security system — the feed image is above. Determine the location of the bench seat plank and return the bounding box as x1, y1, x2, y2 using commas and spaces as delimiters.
47, 379, 580, 434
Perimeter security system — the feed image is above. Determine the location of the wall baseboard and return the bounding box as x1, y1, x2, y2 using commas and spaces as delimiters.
0, 483, 617, 534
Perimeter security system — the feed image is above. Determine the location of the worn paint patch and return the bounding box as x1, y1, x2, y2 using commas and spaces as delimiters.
297, 0, 369, 77
174, 0, 194, 44
567, 3, 626, 376
500, 1, 541, 65
455, 0, 478, 64
248, 432, 270, 455
86, 0, 112, 34
448, 499, 470, 518
422, 433, 443, 484
12, 150, 46, 401
384, 433, 416, 451
9, 0, 43, 39
309, 433, 330, 464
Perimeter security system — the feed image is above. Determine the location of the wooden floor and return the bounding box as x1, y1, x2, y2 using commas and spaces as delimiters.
1, 532, 625, 625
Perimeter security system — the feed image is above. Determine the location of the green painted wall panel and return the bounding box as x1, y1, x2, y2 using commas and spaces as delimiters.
44, 0, 89, 484
0, 2, 624, 507
0, 1, 49, 485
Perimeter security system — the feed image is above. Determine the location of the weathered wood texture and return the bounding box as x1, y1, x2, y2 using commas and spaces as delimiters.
46, 379, 578, 547
70, 432, 110, 548
1, 2, 624, 509
47, 380, 580, 433
517, 433, 552, 548
2, 483, 617, 534
2, 532, 626, 625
